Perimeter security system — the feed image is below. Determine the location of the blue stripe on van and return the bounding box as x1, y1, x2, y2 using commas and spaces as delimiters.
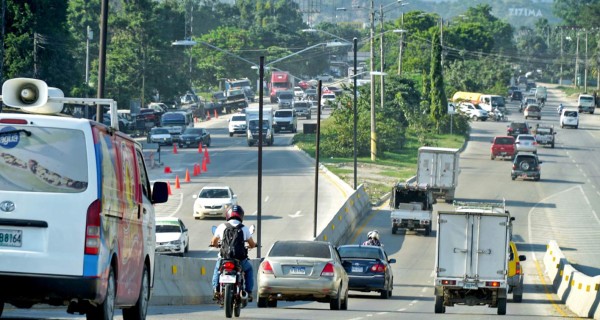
83, 255, 100, 277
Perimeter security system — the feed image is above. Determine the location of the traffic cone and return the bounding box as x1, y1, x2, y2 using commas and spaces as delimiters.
206, 111, 211, 120
167, 181, 172, 195
204, 146, 210, 164
175, 175, 181, 189
197, 163, 202, 175
214, 109, 218, 119
173, 144, 178, 154
198, 143, 203, 153
202, 157, 207, 172
193, 164, 199, 176
164, 166, 172, 174
184, 169, 191, 182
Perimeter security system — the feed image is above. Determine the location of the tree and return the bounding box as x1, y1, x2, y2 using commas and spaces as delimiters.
429, 32, 446, 133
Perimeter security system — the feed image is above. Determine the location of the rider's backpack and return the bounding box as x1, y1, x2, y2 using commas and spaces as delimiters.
220, 223, 247, 260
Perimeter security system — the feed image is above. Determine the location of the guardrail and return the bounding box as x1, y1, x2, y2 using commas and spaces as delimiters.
543, 240, 600, 319
150, 184, 371, 305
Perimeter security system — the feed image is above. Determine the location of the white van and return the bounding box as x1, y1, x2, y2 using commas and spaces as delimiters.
578, 94, 595, 114
560, 108, 579, 129
0, 78, 169, 319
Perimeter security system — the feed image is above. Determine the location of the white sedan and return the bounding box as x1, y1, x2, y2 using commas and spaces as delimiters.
515, 134, 538, 154
155, 217, 189, 256
193, 186, 237, 219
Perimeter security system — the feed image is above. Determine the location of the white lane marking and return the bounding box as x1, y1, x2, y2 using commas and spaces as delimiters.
397, 308, 406, 312
347, 318, 363, 320
376, 312, 388, 315
168, 193, 184, 217
409, 299, 418, 306
288, 211, 303, 218
264, 196, 270, 203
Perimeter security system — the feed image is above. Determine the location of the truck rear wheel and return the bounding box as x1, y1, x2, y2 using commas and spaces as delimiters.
434, 295, 445, 314
497, 298, 507, 315
392, 226, 398, 234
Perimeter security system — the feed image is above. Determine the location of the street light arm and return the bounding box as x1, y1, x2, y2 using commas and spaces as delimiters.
196, 41, 259, 68
265, 42, 349, 67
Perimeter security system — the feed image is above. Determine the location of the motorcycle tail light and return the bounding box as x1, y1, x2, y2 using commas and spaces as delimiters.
223, 261, 236, 271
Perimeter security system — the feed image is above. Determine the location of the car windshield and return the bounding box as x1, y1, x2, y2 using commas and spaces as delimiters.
275, 111, 293, 117
580, 96, 594, 102
232, 115, 246, 121
183, 128, 203, 135
512, 123, 527, 129
279, 94, 294, 99
156, 224, 181, 233
495, 137, 514, 144
338, 247, 383, 260
536, 128, 551, 134
294, 103, 308, 108
249, 120, 269, 130
268, 241, 331, 258
199, 188, 230, 198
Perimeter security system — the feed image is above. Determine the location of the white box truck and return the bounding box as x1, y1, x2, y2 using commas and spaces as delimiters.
434, 201, 512, 315
245, 106, 274, 146
389, 182, 434, 236
416, 147, 460, 203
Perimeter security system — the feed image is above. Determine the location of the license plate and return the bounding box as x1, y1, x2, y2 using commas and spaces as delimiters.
464, 282, 478, 289
0, 229, 22, 247
500, 152, 507, 156
351, 266, 363, 273
219, 274, 236, 284
289, 266, 306, 275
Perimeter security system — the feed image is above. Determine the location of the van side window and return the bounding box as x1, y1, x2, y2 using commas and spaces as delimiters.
136, 150, 151, 199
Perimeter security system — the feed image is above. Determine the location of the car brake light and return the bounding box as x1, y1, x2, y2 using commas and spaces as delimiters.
261, 261, 274, 274
223, 261, 236, 271
508, 128, 513, 132
370, 263, 386, 273
0, 118, 28, 124
512, 164, 517, 170
321, 263, 335, 277
85, 200, 102, 255
516, 262, 521, 275
441, 280, 456, 285
486, 281, 501, 287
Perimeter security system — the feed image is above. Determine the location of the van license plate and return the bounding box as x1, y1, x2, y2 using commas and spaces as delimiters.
0, 229, 22, 247
464, 283, 477, 289
219, 275, 236, 284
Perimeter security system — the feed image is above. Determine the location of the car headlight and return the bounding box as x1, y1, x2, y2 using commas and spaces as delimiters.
169, 240, 181, 245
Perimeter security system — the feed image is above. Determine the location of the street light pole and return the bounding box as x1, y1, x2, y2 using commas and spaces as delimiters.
394, 29, 406, 76
380, 4, 385, 111
353, 37, 358, 190
370, 0, 377, 161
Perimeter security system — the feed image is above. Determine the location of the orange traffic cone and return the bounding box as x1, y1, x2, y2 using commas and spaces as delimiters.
167, 181, 173, 195
175, 175, 181, 189
202, 157, 207, 172
204, 146, 210, 164
184, 169, 191, 182
197, 163, 202, 175
206, 111, 211, 120
164, 166, 172, 174
173, 144, 178, 154
192, 164, 199, 176
214, 109, 218, 119
198, 143, 203, 153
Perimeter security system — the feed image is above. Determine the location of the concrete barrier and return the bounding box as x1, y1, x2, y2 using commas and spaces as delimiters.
543, 240, 600, 319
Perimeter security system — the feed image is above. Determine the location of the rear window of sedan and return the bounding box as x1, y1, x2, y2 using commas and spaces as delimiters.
511, 123, 527, 129
494, 137, 514, 145
517, 135, 535, 141
338, 247, 383, 260
269, 241, 331, 258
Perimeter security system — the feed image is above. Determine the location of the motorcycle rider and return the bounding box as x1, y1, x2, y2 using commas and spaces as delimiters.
211, 205, 257, 302
557, 103, 564, 115
362, 230, 382, 246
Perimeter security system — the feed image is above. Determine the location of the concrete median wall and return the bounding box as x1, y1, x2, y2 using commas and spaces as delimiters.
543, 240, 600, 319
150, 184, 371, 306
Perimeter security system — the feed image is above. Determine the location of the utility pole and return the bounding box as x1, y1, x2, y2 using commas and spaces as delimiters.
33, 33, 38, 78
440, 17, 444, 68
584, 30, 588, 92
97, 0, 109, 118
380, 4, 385, 111
560, 28, 563, 85
369, 0, 376, 161
575, 31, 579, 88
85, 26, 92, 85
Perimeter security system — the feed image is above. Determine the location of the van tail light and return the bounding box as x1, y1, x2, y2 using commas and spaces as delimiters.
85, 200, 102, 255
370, 263, 386, 273
261, 261, 273, 274
321, 263, 335, 277
486, 281, 501, 287
516, 262, 521, 275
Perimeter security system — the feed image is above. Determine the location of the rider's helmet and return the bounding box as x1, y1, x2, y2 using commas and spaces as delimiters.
367, 230, 380, 240
226, 205, 245, 222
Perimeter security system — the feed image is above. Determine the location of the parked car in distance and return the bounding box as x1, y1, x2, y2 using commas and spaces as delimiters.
490, 136, 516, 160
303, 88, 318, 101
147, 127, 173, 145
257, 240, 349, 310
228, 113, 247, 137
511, 153, 542, 181
297, 80, 311, 90
508, 241, 526, 302
178, 127, 211, 148
155, 217, 189, 256
193, 186, 237, 219
338, 245, 395, 299
524, 104, 541, 120
514, 134, 538, 154
560, 109, 579, 129
273, 109, 298, 133
507, 121, 530, 138
321, 93, 337, 108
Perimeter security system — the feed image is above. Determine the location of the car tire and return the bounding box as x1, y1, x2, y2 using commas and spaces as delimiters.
330, 286, 342, 310
229, 132, 233, 137
491, 154, 495, 160
392, 226, 397, 234
511, 175, 516, 181
380, 289, 390, 299
497, 297, 507, 315
424, 225, 432, 236
0, 300, 4, 318
434, 295, 445, 314
538, 117, 541, 120
257, 297, 267, 308
513, 293, 523, 303
87, 267, 115, 320
551, 142, 555, 148
340, 288, 349, 310
267, 299, 277, 308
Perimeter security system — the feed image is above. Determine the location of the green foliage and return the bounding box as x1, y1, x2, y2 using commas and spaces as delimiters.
429, 32, 447, 133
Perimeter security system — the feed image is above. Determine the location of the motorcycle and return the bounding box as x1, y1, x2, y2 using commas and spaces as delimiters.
210, 224, 255, 318
490, 107, 506, 122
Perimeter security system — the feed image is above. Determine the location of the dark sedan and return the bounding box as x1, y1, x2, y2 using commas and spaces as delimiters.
338, 245, 395, 299
178, 127, 211, 148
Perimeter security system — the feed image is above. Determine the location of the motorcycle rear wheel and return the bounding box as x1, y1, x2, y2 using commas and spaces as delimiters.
224, 284, 234, 318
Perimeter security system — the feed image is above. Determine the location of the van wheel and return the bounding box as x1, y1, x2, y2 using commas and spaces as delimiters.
257, 297, 267, 308
497, 297, 507, 315
123, 264, 150, 320
229, 132, 233, 137
87, 267, 115, 320
434, 295, 445, 313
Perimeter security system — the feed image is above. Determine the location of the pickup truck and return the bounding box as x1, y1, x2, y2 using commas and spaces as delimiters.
224, 89, 248, 113
531, 125, 555, 148
390, 182, 434, 236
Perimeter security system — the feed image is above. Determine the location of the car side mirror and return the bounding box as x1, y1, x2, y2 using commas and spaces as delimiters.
233, 194, 238, 199
388, 258, 396, 264
519, 255, 527, 261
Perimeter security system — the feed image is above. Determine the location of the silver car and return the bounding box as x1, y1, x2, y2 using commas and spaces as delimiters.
515, 134, 537, 154
257, 240, 349, 310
